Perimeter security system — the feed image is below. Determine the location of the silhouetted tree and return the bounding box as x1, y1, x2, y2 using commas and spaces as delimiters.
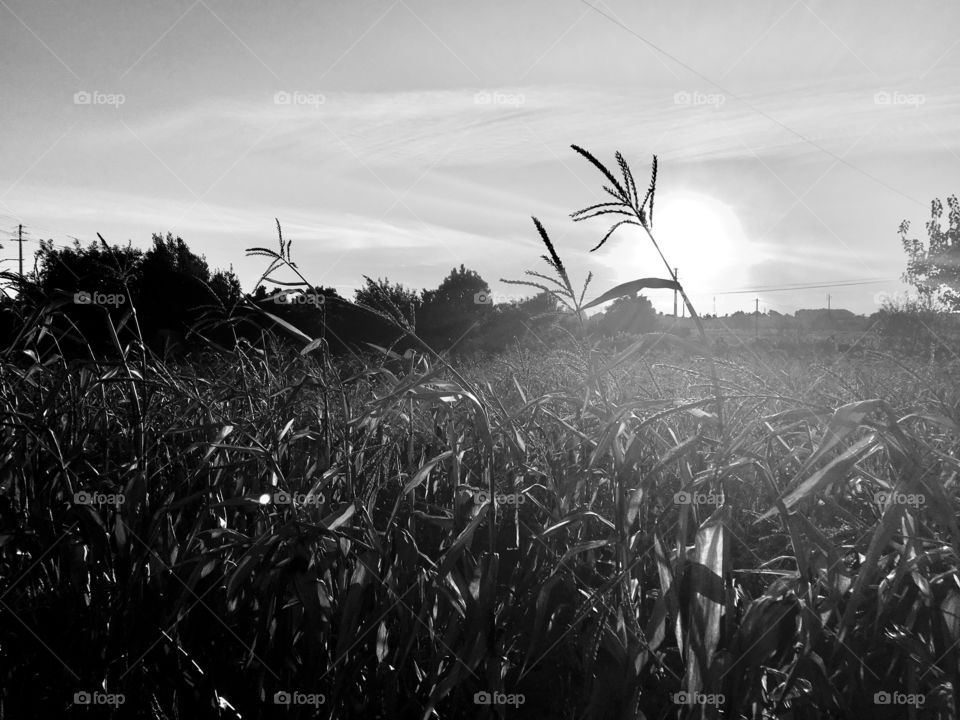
418, 265, 493, 351
596, 294, 659, 336
18, 233, 242, 357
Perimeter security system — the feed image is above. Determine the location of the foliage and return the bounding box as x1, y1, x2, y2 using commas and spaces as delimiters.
899, 194, 960, 310
595, 294, 660, 336
18, 233, 243, 355
418, 264, 493, 351
354, 276, 422, 324
3, 150, 960, 720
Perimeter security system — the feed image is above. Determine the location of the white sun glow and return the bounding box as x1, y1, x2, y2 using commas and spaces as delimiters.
608, 192, 750, 315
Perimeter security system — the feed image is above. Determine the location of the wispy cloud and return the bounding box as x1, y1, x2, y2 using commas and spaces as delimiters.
89, 71, 960, 174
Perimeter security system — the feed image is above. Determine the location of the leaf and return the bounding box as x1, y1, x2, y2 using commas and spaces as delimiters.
684, 505, 729, 697
582, 277, 681, 311
759, 434, 879, 521
539, 511, 616, 538
802, 399, 885, 472
651, 434, 701, 474
256, 309, 313, 343
335, 550, 379, 660
403, 450, 454, 494
322, 503, 356, 531
685, 408, 719, 425
625, 487, 645, 529
558, 538, 612, 566
438, 503, 489, 577
376, 620, 390, 663
521, 575, 564, 674
300, 338, 326, 355
837, 500, 905, 647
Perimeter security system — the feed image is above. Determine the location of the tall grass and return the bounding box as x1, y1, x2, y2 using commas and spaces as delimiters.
1, 149, 960, 719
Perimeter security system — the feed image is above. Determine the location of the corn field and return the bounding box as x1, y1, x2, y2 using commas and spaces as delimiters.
2, 149, 959, 719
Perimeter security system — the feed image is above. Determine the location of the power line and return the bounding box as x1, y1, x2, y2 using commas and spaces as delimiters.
710, 277, 897, 295
576, 0, 923, 207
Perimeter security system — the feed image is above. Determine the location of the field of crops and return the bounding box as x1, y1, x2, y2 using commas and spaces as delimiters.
2, 328, 960, 719
3, 151, 960, 719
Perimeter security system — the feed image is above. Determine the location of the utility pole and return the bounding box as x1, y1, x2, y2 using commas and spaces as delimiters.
713, 296, 716, 317
754, 297, 759, 338
18, 224, 24, 279
673, 267, 678, 318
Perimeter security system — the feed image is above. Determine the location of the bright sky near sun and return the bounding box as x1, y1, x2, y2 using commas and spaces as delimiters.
2, 0, 959, 315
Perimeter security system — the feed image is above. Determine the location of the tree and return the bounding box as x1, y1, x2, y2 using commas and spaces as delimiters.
421, 264, 491, 309
21, 233, 242, 356
899, 195, 960, 310
418, 265, 492, 350
355, 277, 421, 325
136, 233, 243, 349
28, 238, 142, 353
596, 294, 659, 336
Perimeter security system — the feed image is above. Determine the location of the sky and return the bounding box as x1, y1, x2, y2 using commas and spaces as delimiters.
1, 0, 959, 316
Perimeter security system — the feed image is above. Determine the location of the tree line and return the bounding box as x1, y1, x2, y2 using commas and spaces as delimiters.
0, 232, 662, 360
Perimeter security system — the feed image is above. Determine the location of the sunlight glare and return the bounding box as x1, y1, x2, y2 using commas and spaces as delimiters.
610, 192, 750, 315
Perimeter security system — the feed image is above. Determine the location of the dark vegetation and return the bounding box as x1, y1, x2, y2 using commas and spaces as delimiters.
1, 149, 960, 719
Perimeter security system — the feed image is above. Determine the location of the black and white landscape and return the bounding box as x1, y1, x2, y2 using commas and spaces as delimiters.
2, 2, 959, 718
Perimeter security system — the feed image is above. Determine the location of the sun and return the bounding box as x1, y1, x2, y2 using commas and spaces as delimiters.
608, 192, 750, 315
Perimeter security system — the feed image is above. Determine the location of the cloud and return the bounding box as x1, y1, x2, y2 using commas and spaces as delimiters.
92, 71, 960, 175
